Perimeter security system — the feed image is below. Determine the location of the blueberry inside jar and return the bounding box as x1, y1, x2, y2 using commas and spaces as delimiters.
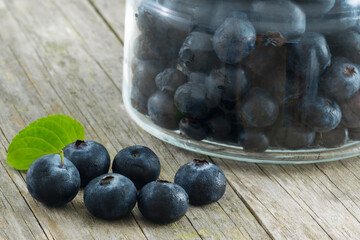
123, 0, 360, 163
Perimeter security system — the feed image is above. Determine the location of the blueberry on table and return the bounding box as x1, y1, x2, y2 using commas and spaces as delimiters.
213, 16, 256, 64
238, 87, 279, 128
155, 68, 187, 95
174, 159, 226, 206
205, 65, 248, 110
316, 127, 347, 148
239, 128, 269, 153
179, 31, 220, 73
84, 173, 137, 220
138, 180, 189, 224
293, 0, 335, 17
320, 57, 360, 101
300, 96, 342, 132
327, 28, 360, 65
174, 82, 211, 120
250, 0, 306, 39
63, 140, 111, 187
179, 118, 209, 141
26, 153, 80, 206
288, 32, 331, 75
339, 90, 360, 128
147, 90, 181, 130
112, 145, 161, 190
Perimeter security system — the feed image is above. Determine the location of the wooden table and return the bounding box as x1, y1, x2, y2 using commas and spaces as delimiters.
1, 0, 360, 239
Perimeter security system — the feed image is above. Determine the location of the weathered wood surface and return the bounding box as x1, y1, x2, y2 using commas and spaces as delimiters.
0, 0, 360, 239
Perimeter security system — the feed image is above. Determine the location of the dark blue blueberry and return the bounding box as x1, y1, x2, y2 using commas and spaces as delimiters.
188, 72, 207, 84
191, 1, 252, 33
84, 173, 137, 220
179, 118, 209, 141
138, 180, 189, 224
348, 127, 360, 141
207, 113, 235, 142
205, 65, 248, 110
316, 127, 347, 148
288, 32, 331, 75
239, 128, 269, 153
136, 0, 168, 36
147, 91, 181, 130
174, 82, 211, 119
63, 140, 110, 187
300, 96, 342, 132
213, 16, 256, 64
339, 90, 360, 128
134, 34, 164, 61
320, 57, 360, 101
250, 0, 306, 39
174, 159, 226, 206
179, 32, 220, 73
307, 0, 360, 34
155, 68, 187, 95
238, 87, 279, 128
26, 154, 80, 206
269, 124, 316, 149
293, 0, 335, 17
112, 145, 161, 190
131, 86, 149, 114
132, 59, 164, 98
327, 28, 360, 65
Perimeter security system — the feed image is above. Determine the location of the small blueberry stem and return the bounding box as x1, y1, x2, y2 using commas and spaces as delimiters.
60, 150, 64, 167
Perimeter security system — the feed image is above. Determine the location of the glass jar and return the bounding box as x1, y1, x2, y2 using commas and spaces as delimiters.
123, 0, 360, 163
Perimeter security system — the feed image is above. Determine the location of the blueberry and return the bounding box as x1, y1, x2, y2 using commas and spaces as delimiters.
207, 113, 235, 142
239, 128, 269, 153
327, 28, 360, 64
307, 0, 360, 34
84, 173, 137, 220
250, 0, 306, 39
179, 118, 209, 141
155, 68, 187, 95
238, 87, 279, 128
348, 127, 360, 141
320, 57, 360, 101
179, 32, 220, 73
138, 180, 189, 224
191, 1, 252, 33
206, 65, 248, 110
288, 32, 331, 75
174, 82, 211, 119
300, 96, 342, 132
26, 154, 80, 206
132, 59, 164, 98
174, 159, 226, 206
293, 0, 335, 17
316, 126, 347, 148
188, 72, 207, 84
339, 90, 360, 128
269, 124, 316, 149
63, 140, 111, 187
131, 86, 149, 114
136, 0, 167, 36
134, 34, 164, 61
213, 16, 256, 64
147, 91, 181, 130
112, 145, 161, 190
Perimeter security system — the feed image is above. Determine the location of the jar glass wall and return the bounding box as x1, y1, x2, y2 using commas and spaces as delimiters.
123, 0, 360, 163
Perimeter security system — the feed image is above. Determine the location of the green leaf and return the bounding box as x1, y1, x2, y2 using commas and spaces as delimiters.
7, 114, 85, 170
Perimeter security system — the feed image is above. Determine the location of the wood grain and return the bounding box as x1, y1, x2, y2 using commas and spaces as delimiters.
1, 0, 360, 239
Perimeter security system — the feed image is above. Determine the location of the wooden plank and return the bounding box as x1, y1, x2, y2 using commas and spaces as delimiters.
89, 0, 125, 42
0, 0, 273, 239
